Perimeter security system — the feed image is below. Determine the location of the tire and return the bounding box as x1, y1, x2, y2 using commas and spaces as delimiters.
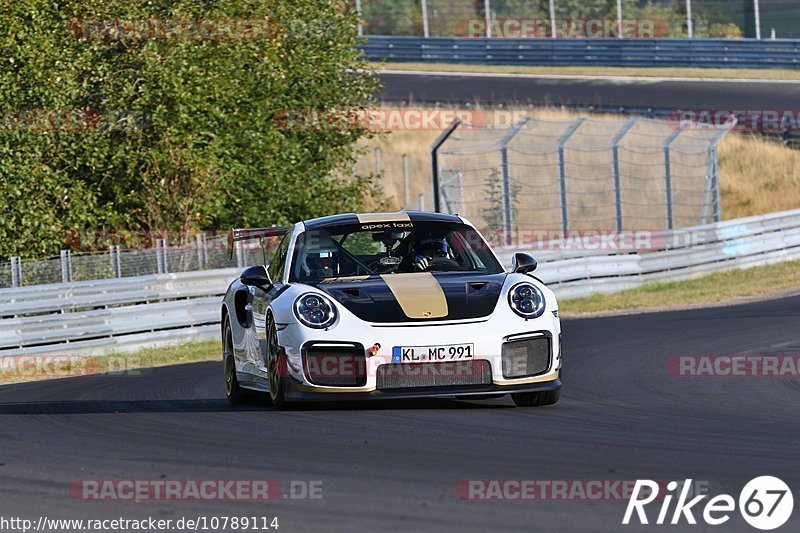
511, 389, 560, 407
266, 314, 288, 409
223, 321, 247, 405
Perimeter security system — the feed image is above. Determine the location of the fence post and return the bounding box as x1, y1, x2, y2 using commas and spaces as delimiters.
108, 245, 122, 278
60, 249, 73, 283
686, 0, 693, 38
499, 118, 530, 246
555, 118, 586, 233
611, 117, 638, 232
421, 0, 430, 38
156, 239, 166, 274
418, 193, 425, 211
430, 118, 461, 213
663, 126, 684, 230
235, 240, 245, 269
374, 147, 382, 175
402, 154, 410, 209
10, 256, 22, 287
707, 118, 736, 223
196, 233, 207, 269
355, 0, 363, 37
484, 0, 492, 38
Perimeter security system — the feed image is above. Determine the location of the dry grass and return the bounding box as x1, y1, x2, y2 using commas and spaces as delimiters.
560, 259, 800, 316
375, 62, 800, 81
356, 106, 800, 221
0, 340, 219, 385
718, 134, 800, 219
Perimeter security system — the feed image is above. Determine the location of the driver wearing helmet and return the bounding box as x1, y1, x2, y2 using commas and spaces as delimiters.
402, 233, 459, 272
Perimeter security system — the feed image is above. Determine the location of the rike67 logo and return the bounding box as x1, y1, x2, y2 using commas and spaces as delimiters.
623, 477, 793, 530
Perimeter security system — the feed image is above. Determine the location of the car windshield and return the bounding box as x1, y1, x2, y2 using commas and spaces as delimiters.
289, 221, 504, 283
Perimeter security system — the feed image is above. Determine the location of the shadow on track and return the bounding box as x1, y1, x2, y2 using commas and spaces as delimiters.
0, 397, 515, 415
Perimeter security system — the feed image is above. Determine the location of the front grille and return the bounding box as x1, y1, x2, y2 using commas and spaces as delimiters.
303, 343, 367, 387
502, 336, 551, 378
376, 360, 492, 391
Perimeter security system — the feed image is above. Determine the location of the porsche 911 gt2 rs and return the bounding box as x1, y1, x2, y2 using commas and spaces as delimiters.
221, 211, 562, 408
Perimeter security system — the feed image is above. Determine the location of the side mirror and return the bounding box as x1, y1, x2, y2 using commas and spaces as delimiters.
240, 264, 272, 289
512, 253, 537, 274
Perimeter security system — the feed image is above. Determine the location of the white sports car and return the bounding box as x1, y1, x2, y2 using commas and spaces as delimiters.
221, 211, 562, 408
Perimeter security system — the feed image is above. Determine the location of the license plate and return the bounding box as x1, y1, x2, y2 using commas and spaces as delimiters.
392, 343, 474, 363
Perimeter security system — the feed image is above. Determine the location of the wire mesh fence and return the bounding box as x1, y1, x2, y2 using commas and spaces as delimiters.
358, 0, 797, 39
435, 116, 733, 245
0, 234, 269, 289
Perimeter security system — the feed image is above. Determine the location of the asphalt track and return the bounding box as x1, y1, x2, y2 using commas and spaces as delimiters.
1, 293, 799, 532
378, 71, 800, 110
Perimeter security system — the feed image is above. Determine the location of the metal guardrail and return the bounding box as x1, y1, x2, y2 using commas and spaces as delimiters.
0, 269, 237, 355
496, 208, 800, 299
362, 36, 800, 68
2, 208, 800, 356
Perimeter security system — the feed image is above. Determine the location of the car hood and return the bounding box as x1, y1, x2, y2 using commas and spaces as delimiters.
313, 272, 507, 323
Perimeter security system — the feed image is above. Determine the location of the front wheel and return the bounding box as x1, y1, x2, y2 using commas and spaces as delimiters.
223, 321, 247, 405
511, 389, 560, 407
266, 314, 288, 409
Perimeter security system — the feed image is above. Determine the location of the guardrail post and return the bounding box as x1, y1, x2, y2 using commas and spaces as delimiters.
10, 256, 22, 287
555, 118, 586, 233
499, 118, 530, 246
663, 126, 685, 230
611, 117, 638, 232
60, 249, 73, 283
196, 234, 207, 269
430, 118, 462, 213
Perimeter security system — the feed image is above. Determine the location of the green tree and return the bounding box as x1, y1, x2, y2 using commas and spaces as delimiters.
0, 0, 381, 260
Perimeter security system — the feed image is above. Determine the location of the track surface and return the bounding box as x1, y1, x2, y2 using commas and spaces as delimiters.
378, 71, 800, 109
1, 294, 799, 532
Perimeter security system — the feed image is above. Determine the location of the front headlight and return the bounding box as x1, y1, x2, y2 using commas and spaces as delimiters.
508, 282, 546, 319
293, 292, 337, 329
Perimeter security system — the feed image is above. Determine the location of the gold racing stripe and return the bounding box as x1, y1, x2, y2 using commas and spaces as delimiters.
356, 212, 411, 223
380, 273, 448, 319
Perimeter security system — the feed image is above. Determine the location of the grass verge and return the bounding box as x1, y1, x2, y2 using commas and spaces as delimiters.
560, 260, 800, 316
0, 339, 219, 385
374, 62, 800, 81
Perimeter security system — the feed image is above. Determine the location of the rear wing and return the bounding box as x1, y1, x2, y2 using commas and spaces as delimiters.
228, 226, 290, 259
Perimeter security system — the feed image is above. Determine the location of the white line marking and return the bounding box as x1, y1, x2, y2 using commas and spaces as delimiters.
380, 69, 800, 85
